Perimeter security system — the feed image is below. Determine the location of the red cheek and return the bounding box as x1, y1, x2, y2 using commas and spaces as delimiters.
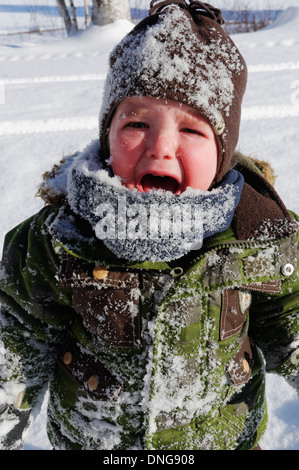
122, 138, 146, 155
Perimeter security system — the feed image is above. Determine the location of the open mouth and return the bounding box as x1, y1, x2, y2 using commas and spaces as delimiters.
140, 174, 180, 194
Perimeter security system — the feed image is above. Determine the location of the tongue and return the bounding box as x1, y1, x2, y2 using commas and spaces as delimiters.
141, 175, 179, 193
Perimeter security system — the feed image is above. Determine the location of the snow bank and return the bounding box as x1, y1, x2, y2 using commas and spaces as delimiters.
265, 5, 299, 31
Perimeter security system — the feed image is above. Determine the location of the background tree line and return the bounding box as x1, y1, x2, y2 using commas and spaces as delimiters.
56, 0, 131, 35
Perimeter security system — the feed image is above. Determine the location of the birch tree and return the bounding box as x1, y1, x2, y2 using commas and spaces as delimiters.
56, 0, 78, 35
91, 0, 131, 26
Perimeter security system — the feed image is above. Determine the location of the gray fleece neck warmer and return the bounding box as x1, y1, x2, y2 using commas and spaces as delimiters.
66, 141, 244, 262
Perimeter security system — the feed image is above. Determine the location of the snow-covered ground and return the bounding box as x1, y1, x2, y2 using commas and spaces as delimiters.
0, 2, 299, 451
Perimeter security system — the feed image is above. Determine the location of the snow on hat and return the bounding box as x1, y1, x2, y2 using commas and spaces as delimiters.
99, 0, 248, 184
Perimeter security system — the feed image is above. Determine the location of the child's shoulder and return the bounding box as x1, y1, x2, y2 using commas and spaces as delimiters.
37, 140, 100, 207
232, 151, 276, 186
3, 205, 57, 250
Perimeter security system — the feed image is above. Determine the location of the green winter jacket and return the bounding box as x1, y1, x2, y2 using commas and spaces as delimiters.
0, 150, 298, 450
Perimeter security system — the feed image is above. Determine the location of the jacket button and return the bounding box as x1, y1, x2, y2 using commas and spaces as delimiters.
239, 291, 252, 314
88, 375, 99, 391
93, 266, 108, 280
242, 358, 250, 373
280, 263, 295, 277
63, 351, 73, 365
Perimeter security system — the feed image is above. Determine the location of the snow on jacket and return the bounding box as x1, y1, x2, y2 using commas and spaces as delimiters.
0, 142, 298, 450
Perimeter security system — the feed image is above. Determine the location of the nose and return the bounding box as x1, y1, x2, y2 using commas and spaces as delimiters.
145, 130, 176, 160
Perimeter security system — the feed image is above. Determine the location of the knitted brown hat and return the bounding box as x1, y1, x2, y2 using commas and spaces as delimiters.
99, 0, 248, 185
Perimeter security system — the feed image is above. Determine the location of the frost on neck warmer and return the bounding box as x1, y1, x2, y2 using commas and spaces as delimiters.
62, 141, 244, 263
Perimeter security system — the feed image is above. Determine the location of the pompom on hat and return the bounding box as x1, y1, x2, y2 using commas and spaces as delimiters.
99, 1, 248, 185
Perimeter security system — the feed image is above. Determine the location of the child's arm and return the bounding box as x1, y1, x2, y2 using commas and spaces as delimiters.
249, 218, 299, 395
0, 206, 75, 449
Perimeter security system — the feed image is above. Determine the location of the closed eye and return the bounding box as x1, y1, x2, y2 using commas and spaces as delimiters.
181, 128, 204, 136
125, 121, 149, 129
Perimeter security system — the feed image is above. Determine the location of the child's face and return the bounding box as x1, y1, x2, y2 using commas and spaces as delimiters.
108, 96, 218, 194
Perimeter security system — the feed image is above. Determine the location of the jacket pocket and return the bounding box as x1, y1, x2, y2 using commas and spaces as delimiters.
72, 282, 141, 348
220, 288, 251, 341
219, 280, 281, 341
58, 255, 141, 348
220, 289, 254, 386
57, 335, 124, 401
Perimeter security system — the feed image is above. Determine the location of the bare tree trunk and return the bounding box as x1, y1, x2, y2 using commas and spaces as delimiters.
69, 0, 78, 32
92, 0, 131, 26
56, 0, 77, 35
84, 0, 90, 28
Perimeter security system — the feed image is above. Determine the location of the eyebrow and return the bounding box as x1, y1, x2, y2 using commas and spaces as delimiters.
185, 108, 209, 123
118, 107, 151, 118
117, 104, 210, 127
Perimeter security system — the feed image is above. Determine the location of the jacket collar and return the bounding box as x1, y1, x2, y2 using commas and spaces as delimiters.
232, 159, 297, 240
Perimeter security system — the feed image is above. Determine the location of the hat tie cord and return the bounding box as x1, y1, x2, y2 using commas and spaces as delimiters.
149, 0, 224, 25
